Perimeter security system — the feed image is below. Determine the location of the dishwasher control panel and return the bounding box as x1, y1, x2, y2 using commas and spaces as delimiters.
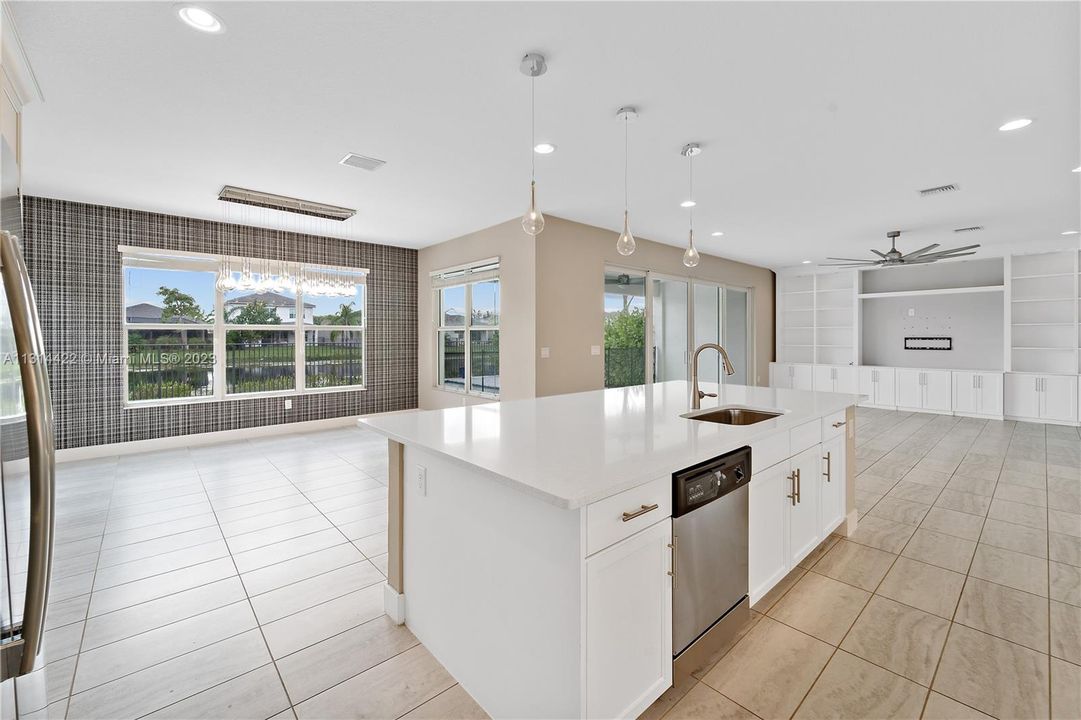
672, 446, 751, 518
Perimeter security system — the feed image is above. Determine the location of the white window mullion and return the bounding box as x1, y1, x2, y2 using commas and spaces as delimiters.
465, 282, 473, 395
214, 287, 226, 399
295, 291, 305, 393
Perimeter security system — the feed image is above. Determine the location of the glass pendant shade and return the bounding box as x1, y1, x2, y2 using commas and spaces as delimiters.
522, 181, 545, 236
683, 229, 700, 268
616, 211, 636, 256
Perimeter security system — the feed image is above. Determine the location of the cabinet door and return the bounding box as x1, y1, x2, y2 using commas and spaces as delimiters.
895, 369, 923, 409
792, 365, 815, 391
952, 372, 978, 415
1004, 374, 1041, 419
857, 367, 876, 406
787, 445, 821, 566
813, 365, 834, 392
977, 373, 1003, 417
1041, 375, 1079, 423
749, 461, 789, 603
586, 519, 673, 720
833, 366, 858, 394
819, 436, 845, 535
875, 368, 896, 407
921, 371, 951, 412
769, 363, 791, 389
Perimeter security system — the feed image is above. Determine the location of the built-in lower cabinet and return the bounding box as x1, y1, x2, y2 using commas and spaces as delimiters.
858, 366, 896, 408
749, 462, 788, 602
813, 365, 858, 394
585, 518, 672, 720
819, 434, 845, 532
786, 445, 821, 563
1004, 373, 1078, 424
770, 363, 814, 391
895, 369, 952, 413
952, 372, 1004, 418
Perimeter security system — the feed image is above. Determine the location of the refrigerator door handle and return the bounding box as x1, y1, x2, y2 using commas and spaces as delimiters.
0, 230, 56, 678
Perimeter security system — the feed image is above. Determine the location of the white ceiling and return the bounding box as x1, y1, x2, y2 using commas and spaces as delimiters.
10, 1, 1081, 269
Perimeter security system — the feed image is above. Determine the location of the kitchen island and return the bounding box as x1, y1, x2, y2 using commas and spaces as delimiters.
360, 381, 859, 720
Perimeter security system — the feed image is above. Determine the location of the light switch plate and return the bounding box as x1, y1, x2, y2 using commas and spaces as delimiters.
284, 399, 293, 410
540, 347, 550, 359
590, 345, 601, 356
416, 465, 427, 496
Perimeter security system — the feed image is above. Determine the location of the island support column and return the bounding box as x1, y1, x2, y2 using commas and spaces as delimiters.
843, 405, 858, 536
385, 439, 406, 624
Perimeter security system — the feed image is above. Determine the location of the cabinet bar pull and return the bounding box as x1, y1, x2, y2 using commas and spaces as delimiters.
786, 471, 798, 505
796, 468, 802, 503
622, 503, 659, 522
668, 536, 677, 589
823, 451, 832, 481
832, 421, 846, 428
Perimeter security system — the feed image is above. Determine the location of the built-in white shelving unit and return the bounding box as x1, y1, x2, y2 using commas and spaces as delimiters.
1009, 250, 1079, 375
777, 272, 857, 365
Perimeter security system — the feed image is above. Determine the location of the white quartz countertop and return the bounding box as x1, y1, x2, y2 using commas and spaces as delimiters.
359, 381, 860, 509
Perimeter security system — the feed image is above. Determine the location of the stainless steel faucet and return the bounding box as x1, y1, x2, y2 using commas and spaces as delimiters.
691, 343, 736, 410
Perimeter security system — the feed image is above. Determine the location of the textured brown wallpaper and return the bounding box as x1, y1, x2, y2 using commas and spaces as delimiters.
22, 195, 418, 449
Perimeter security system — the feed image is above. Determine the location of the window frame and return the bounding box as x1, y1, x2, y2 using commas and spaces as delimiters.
433, 258, 500, 399
120, 246, 368, 408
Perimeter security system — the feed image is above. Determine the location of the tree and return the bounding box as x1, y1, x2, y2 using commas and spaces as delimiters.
314, 302, 364, 341
157, 286, 207, 323
604, 307, 645, 388
604, 307, 645, 349
225, 301, 281, 344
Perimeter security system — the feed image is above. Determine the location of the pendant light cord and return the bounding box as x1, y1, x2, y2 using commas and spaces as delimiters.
624, 115, 629, 212
530, 76, 536, 182
688, 152, 694, 233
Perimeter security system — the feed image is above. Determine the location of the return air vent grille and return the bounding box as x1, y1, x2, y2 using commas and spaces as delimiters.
339, 153, 386, 171
217, 186, 356, 221
953, 225, 984, 233
918, 183, 959, 196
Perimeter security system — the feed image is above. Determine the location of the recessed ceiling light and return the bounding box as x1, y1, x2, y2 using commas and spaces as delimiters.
1062, 230, 1079, 236
176, 4, 224, 33
533, 143, 556, 154
711, 231, 724, 237
801, 260, 812, 264
998, 118, 1032, 132
680, 200, 696, 208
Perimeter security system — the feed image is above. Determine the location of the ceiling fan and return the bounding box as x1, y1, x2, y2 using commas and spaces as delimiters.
822, 230, 979, 267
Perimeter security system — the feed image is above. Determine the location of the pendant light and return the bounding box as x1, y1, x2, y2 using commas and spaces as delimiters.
520, 53, 547, 236
615, 106, 638, 256
682, 143, 701, 267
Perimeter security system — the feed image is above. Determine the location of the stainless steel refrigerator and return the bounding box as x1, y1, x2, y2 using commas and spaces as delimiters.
0, 126, 56, 708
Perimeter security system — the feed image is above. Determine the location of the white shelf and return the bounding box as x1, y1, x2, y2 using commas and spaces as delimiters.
859, 285, 1005, 299
1012, 272, 1077, 280
1011, 297, 1076, 304
1012, 322, 1075, 327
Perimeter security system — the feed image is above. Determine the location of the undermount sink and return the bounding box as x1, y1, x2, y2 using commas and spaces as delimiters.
681, 407, 783, 425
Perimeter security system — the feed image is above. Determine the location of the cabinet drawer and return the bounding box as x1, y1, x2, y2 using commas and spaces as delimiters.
586, 476, 671, 556
821, 410, 848, 440
751, 432, 790, 474
789, 419, 821, 455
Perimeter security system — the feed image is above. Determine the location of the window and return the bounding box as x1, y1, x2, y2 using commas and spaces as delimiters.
433, 259, 499, 397
121, 247, 367, 405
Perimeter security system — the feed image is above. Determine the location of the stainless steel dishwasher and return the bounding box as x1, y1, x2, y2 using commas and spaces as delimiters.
671, 446, 751, 677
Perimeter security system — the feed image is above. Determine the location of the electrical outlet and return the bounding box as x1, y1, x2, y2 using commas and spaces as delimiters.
416, 465, 427, 496
907, 308, 916, 317
285, 399, 293, 410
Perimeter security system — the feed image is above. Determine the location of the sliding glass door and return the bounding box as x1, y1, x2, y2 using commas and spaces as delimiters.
603, 269, 647, 388
651, 276, 688, 382
723, 288, 750, 385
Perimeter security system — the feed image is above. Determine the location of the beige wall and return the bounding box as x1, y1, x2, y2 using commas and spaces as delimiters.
534, 216, 775, 397
418, 214, 775, 407
417, 219, 536, 410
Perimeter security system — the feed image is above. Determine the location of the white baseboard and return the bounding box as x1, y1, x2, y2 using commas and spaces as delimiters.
384, 583, 406, 625
55, 411, 408, 463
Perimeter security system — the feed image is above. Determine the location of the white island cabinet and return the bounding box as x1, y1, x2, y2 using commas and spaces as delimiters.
361, 381, 857, 720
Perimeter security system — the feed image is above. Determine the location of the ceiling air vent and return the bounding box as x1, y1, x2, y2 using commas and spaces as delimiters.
339, 153, 386, 171
953, 225, 984, 233
217, 186, 356, 221
918, 183, 959, 197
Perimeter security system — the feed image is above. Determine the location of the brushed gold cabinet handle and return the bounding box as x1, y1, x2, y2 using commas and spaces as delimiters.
622, 503, 659, 522
823, 451, 832, 482
787, 471, 798, 506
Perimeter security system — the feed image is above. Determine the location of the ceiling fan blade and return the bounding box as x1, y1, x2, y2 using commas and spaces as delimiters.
820, 262, 881, 267
905, 251, 978, 264
902, 244, 940, 259
870, 249, 889, 259
940, 243, 981, 254
826, 257, 878, 262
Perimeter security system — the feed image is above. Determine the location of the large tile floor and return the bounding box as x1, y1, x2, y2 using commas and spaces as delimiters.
6, 425, 486, 720
7, 409, 1081, 719
647, 409, 1081, 720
